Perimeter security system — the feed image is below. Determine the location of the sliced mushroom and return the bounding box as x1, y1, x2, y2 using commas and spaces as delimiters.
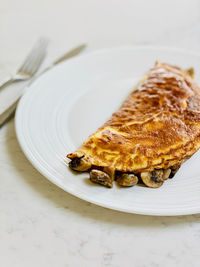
151, 170, 164, 182
90, 169, 113, 188
169, 164, 181, 179
117, 173, 138, 187
140, 171, 164, 188
103, 167, 115, 180
163, 169, 171, 180
69, 156, 91, 171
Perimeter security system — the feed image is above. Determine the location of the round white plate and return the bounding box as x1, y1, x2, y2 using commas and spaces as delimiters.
16, 46, 200, 216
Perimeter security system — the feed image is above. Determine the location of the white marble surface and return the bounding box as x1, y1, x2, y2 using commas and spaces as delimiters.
1, 0, 200, 266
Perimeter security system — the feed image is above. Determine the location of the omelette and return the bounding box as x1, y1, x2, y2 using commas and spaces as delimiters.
67, 62, 200, 188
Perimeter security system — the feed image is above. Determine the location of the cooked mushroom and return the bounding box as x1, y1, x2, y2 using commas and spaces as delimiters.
163, 169, 171, 180
69, 156, 91, 171
169, 164, 181, 178
90, 169, 113, 188
151, 170, 163, 183
140, 171, 164, 188
117, 173, 138, 187
103, 167, 115, 180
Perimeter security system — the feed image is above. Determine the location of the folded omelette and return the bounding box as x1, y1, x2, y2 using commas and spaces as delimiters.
67, 62, 200, 188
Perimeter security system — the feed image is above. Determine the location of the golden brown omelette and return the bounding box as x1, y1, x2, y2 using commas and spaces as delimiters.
67, 62, 200, 188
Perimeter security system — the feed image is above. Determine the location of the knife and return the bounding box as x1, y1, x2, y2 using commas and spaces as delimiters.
0, 44, 86, 127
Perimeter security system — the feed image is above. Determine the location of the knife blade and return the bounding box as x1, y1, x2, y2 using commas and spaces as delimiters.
0, 44, 86, 128
40, 44, 86, 74
53, 44, 86, 65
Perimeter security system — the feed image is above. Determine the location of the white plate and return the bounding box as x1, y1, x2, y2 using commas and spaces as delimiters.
16, 46, 200, 216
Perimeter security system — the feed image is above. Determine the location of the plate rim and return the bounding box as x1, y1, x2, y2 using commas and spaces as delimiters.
15, 45, 200, 216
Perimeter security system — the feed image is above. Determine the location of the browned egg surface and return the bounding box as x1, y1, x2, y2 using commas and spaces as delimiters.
68, 62, 200, 174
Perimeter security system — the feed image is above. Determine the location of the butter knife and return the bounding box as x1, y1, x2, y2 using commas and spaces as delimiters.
0, 44, 86, 127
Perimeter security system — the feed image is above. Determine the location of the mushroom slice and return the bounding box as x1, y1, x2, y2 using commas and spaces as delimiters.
163, 169, 171, 180
90, 169, 113, 188
141, 171, 164, 188
117, 173, 138, 187
169, 164, 181, 178
151, 170, 163, 183
103, 167, 115, 180
69, 156, 91, 171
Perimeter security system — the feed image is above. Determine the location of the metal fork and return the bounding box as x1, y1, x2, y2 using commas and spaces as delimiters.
0, 38, 48, 89
0, 44, 86, 128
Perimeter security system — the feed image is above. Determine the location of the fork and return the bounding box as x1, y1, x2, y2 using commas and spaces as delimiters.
0, 38, 48, 89
0, 43, 86, 128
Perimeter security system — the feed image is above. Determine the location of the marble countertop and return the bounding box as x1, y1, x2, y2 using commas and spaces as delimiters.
1, 0, 200, 266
